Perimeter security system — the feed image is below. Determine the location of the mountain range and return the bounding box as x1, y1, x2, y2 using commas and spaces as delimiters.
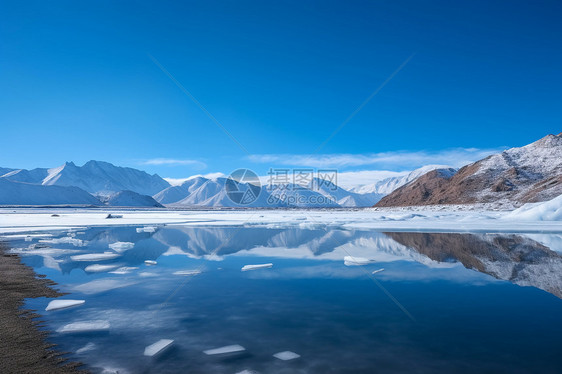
1, 133, 560, 208
376, 133, 562, 208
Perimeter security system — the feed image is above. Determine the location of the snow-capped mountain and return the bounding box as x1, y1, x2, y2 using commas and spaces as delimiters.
306, 178, 381, 207
2, 160, 170, 196
352, 165, 455, 195
2, 168, 49, 184
0, 178, 101, 206
103, 190, 163, 207
153, 177, 210, 204
155, 176, 377, 208
377, 133, 562, 207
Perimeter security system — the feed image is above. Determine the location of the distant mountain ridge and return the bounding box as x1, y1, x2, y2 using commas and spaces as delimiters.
351, 165, 456, 195
0, 160, 169, 207
376, 133, 562, 207
154, 176, 384, 208
2, 160, 170, 196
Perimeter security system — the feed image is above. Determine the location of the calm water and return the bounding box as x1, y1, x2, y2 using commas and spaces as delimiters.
6, 225, 562, 373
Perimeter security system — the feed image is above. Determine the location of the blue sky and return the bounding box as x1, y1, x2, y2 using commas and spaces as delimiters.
1, 0, 561, 181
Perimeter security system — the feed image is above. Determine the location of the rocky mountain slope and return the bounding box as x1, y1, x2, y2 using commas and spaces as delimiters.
376, 133, 562, 207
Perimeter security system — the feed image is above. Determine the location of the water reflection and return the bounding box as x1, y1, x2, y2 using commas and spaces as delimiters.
13, 226, 562, 298
5, 226, 562, 373
386, 232, 562, 298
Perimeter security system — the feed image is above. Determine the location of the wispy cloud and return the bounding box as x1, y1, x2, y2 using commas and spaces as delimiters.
247, 148, 504, 170
141, 158, 207, 169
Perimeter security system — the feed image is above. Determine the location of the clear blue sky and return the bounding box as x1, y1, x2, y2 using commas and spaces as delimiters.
1, 0, 560, 178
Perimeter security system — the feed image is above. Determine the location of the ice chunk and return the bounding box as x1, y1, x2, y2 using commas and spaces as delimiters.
85, 264, 120, 273
144, 260, 157, 265
76, 342, 96, 354
57, 320, 110, 333
25, 236, 32, 242
71, 252, 121, 262
344, 256, 375, 266
241, 263, 273, 271
73, 279, 136, 294
203, 344, 246, 355
273, 351, 300, 361
40, 237, 84, 247
45, 299, 85, 311
108, 241, 134, 252
143, 339, 174, 357
173, 270, 202, 276
137, 226, 157, 233
235, 370, 259, 374
109, 266, 139, 274
372, 268, 385, 274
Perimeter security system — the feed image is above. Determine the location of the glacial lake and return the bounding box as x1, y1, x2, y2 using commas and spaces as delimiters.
5, 225, 562, 373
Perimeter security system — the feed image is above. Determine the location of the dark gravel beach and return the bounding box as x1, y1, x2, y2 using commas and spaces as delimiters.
0, 242, 86, 374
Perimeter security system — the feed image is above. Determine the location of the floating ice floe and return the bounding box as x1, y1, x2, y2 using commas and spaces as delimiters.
108, 241, 134, 252
137, 226, 157, 233
40, 237, 85, 247
57, 320, 110, 333
76, 342, 96, 354
203, 344, 246, 355
45, 299, 85, 311
343, 256, 375, 266
28, 243, 51, 250
144, 339, 174, 357
173, 270, 202, 276
372, 268, 385, 274
273, 351, 300, 361
71, 252, 121, 262
73, 279, 137, 294
109, 266, 139, 274
235, 370, 259, 374
144, 260, 157, 265
241, 263, 273, 271
85, 264, 120, 273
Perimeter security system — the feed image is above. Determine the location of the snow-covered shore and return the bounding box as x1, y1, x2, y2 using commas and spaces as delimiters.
1, 196, 561, 235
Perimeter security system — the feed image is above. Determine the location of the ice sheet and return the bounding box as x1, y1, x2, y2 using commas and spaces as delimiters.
108, 241, 134, 252
273, 351, 300, 361
203, 344, 246, 355
85, 264, 120, 273
71, 252, 121, 261
344, 256, 375, 266
45, 299, 85, 311
143, 339, 174, 357
57, 320, 110, 333
242, 263, 273, 271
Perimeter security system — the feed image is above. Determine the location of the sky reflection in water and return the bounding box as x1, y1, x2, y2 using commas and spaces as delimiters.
8, 225, 562, 374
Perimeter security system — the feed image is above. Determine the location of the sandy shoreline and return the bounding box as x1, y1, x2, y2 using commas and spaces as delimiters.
0, 242, 87, 374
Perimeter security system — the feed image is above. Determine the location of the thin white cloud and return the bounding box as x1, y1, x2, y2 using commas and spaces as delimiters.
247, 148, 504, 169
141, 158, 207, 169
